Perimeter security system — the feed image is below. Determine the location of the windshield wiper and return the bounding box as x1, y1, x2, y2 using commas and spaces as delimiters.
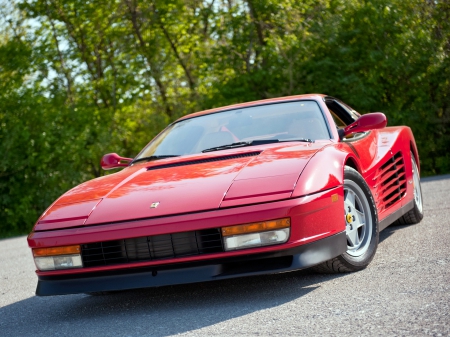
202, 138, 313, 153
279, 138, 314, 143
202, 141, 252, 153
132, 155, 180, 164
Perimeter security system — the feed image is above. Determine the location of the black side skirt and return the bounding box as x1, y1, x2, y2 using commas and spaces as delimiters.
36, 231, 347, 296
378, 199, 415, 231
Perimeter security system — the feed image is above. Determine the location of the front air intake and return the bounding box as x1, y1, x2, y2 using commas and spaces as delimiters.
81, 228, 224, 268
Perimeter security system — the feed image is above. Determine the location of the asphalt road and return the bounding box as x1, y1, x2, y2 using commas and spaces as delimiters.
1, 175, 449, 337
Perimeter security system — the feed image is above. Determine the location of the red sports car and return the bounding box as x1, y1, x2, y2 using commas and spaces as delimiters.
28, 94, 424, 296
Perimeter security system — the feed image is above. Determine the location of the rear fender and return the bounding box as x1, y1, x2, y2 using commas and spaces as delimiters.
406, 127, 420, 173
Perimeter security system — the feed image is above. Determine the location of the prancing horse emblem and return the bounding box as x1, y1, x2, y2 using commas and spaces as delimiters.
150, 202, 160, 209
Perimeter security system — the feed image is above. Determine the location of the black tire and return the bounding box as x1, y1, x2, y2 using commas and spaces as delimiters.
393, 152, 424, 225
313, 166, 379, 273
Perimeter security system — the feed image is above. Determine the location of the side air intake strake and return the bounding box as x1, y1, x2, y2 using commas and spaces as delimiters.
147, 151, 261, 171
373, 152, 407, 212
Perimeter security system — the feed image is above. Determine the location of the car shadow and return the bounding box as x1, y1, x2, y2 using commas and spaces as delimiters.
379, 223, 405, 244
0, 269, 344, 336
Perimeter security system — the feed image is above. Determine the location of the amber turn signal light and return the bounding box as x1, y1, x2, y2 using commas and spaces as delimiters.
33, 245, 81, 257
222, 218, 290, 237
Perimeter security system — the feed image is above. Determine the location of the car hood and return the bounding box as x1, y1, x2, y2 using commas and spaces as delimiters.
35, 142, 328, 231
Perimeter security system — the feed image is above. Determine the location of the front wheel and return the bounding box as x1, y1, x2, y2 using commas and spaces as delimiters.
313, 166, 379, 273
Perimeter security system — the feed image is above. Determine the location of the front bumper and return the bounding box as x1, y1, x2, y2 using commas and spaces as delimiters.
29, 187, 346, 295
36, 231, 346, 296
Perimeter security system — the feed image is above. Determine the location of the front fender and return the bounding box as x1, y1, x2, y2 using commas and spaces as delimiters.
292, 144, 357, 197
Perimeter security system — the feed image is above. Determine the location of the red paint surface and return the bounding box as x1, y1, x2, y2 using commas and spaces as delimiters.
29, 187, 344, 275
344, 112, 387, 136
101, 153, 133, 170
28, 94, 420, 278
35, 142, 328, 227
35, 199, 101, 230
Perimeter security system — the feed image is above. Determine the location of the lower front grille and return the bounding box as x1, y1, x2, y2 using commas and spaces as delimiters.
81, 228, 224, 268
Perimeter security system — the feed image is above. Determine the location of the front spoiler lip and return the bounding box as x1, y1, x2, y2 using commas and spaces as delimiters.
35, 231, 346, 296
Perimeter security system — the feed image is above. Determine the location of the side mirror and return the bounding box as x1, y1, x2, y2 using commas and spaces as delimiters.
340, 112, 387, 139
101, 153, 133, 170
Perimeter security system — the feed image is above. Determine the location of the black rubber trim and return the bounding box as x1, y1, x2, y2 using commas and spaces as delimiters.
378, 199, 414, 231
346, 142, 360, 158
146, 152, 261, 171
35, 231, 347, 296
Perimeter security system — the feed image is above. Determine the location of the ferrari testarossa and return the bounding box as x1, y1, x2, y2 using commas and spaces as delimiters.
28, 94, 424, 296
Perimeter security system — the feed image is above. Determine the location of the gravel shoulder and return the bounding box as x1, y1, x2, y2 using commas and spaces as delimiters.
1, 175, 449, 336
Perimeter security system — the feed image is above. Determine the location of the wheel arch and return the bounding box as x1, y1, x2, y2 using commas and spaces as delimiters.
344, 156, 360, 174
292, 145, 360, 197
410, 141, 420, 173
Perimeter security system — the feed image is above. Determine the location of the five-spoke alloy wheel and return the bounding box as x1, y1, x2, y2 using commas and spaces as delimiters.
344, 179, 373, 257
313, 166, 379, 273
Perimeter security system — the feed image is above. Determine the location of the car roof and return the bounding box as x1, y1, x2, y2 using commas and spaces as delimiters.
176, 94, 327, 122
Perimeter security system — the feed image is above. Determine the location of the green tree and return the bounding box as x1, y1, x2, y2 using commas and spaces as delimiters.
0, 0, 449, 238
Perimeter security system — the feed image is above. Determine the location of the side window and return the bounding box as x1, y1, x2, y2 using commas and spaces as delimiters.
324, 97, 367, 141
328, 106, 364, 141
329, 109, 346, 128
325, 99, 358, 125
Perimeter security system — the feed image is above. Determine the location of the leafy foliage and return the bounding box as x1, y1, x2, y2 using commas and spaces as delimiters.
0, 0, 449, 237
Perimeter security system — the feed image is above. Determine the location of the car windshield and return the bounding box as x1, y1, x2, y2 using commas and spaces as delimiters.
135, 100, 330, 159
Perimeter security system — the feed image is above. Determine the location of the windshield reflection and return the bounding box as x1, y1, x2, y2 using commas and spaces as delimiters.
136, 101, 330, 159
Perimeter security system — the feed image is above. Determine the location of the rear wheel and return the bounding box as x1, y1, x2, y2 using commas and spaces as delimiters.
313, 166, 379, 273
394, 152, 424, 225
